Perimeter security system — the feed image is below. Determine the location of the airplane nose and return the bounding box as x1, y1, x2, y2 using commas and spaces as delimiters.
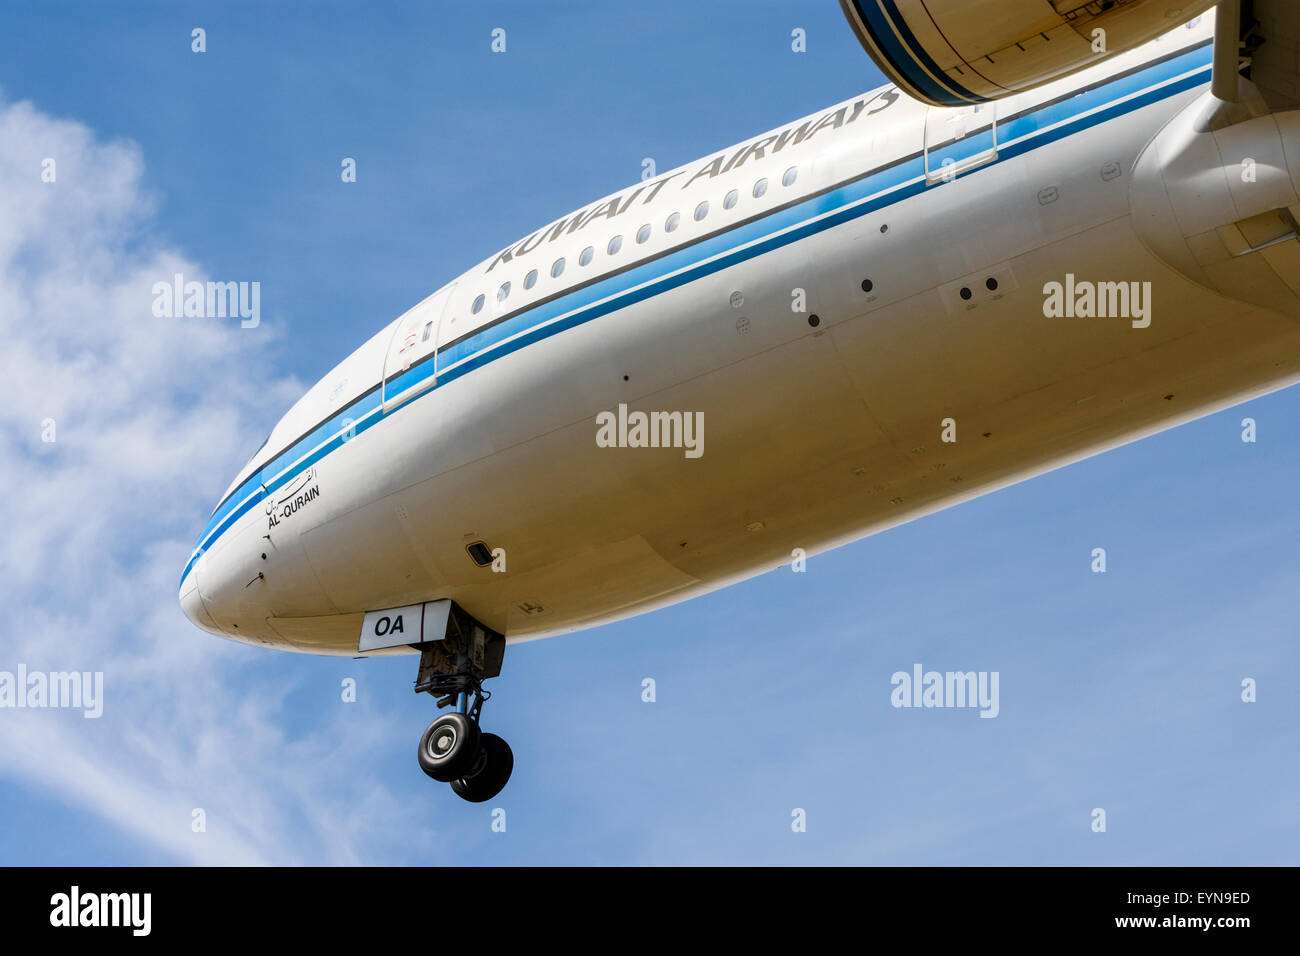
179, 570, 223, 636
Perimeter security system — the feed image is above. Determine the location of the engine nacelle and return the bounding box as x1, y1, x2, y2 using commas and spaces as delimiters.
839, 0, 1220, 106
1130, 91, 1300, 320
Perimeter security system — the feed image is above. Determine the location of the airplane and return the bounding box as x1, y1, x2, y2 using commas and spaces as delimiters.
180, 1, 1300, 802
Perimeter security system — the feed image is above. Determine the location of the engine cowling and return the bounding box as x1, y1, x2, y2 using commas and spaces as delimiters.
1130, 91, 1300, 321
839, 0, 1220, 106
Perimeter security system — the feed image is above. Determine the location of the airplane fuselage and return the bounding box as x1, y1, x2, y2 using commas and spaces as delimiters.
180, 17, 1300, 654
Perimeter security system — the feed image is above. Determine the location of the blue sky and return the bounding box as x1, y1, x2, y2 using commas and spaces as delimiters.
0, 1, 1295, 865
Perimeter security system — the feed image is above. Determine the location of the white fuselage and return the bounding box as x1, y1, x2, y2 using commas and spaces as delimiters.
179, 17, 1300, 655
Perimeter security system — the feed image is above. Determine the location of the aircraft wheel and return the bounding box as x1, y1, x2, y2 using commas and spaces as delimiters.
418, 713, 481, 782
451, 733, 513, 802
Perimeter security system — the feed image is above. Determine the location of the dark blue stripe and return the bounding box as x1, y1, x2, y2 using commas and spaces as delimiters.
852, 0, 988, 106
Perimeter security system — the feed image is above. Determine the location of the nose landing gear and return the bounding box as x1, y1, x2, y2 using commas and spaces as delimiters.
416, 679, 513, 801
412, 604, 512, 802
450, 731, 514, 803
417, 711, 480, 782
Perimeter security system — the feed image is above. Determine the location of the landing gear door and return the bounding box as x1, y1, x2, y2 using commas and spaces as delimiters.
924, 102, 997, 185
382, 283, 456, 413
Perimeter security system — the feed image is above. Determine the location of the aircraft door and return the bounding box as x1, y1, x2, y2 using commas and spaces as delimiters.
381, 283, 456, 413
924, 102, 997, 185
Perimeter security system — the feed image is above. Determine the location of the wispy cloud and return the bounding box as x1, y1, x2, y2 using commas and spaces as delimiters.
0, 94, 423, 864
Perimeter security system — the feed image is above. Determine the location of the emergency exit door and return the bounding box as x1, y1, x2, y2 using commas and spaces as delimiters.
381, 283, 456, 413
924, 102, 997, 185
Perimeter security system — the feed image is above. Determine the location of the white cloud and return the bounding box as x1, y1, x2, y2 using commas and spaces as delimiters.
0, 94, 420, 864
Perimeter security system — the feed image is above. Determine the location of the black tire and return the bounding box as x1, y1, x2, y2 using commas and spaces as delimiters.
417, 713, 481, 782
450, 733, 513, 802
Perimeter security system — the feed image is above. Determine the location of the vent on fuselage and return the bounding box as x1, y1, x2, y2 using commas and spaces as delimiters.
466, 541, 494, 567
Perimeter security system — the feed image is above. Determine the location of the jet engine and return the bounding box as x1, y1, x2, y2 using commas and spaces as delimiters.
839, 0, 1221, 106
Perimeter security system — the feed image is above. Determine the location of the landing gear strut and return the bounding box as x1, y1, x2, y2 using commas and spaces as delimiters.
412, 602, 512, 802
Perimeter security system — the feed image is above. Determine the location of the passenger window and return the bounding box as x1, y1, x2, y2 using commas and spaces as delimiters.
636, 223, 651, 244
472, 294, 485, 314
551, 257, 565, 278
422, 321, 433, 342
608, 235, 623, 255
580, 246, 594, 266
724, 189, 738, 210
524, 269, 538, 290
665, 211, 680, 233
497, 281, 511, 302
694, 200, 709, 221
753, 177, 768, 198
782, 166, 798, 187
